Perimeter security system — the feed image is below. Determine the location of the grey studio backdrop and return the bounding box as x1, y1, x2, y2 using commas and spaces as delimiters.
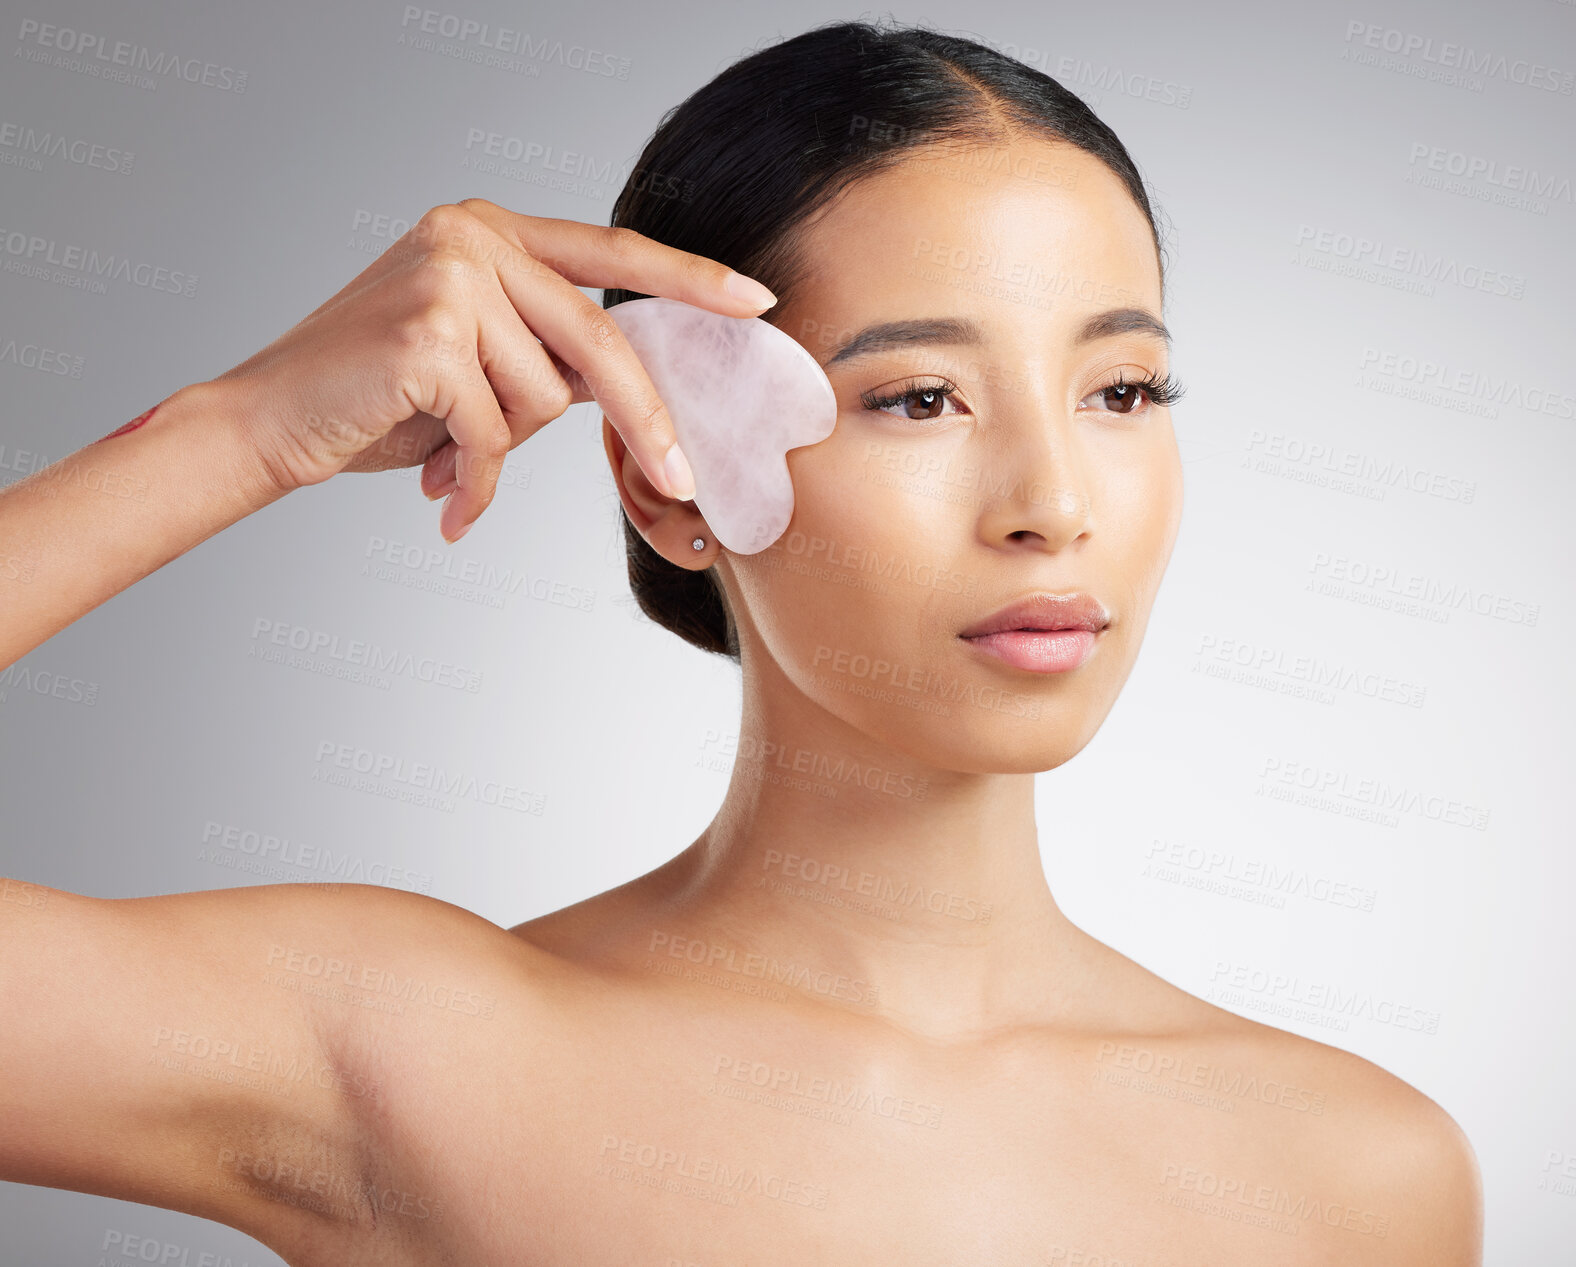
0, 0, 1571, 1262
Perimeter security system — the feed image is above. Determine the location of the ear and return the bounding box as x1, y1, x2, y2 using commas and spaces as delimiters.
601, 415, 719, 569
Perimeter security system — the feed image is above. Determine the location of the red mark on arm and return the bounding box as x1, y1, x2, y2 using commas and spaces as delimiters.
94, 404, 159, 444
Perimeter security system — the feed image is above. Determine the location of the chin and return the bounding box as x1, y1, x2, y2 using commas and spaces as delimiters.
851, 699, 1107, 776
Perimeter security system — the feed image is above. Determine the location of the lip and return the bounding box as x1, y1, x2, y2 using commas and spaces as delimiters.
958, 591, 1111, 675
958, 591, 1111, 638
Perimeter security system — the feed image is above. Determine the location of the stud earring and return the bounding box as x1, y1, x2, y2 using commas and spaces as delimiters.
691, 537, 706, 551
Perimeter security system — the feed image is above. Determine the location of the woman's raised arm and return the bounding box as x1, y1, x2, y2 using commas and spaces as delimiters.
0, 198, 777, 669
0, 877, 548, 1260
0, 380, 285, 670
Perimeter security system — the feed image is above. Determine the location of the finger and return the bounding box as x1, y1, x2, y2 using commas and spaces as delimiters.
438, 356, 514, 542
414, 271, 579, 509
397, 333, 510, 543
458, 199, 778, 317
543, 346, 592, 405
420, 440, 458, 500
421, 299, 572, 506
473, 288, 577, 442
455, 234, 695, 503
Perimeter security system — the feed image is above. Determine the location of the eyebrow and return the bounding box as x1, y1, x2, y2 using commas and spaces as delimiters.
823, 308, 1172, 366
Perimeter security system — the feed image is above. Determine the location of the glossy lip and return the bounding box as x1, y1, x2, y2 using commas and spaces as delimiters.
959, 628, 1099, 673
957, 591, 1112, 639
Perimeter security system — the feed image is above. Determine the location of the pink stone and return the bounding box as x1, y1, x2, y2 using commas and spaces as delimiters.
609, 297, 837, 554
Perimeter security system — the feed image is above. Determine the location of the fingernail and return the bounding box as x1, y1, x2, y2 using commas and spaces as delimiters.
439, 489, 468, 544
663, 443, 696, 501
724, 271, 776, 310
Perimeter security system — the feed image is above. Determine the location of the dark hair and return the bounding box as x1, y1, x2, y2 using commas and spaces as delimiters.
603, 18, 1169, 661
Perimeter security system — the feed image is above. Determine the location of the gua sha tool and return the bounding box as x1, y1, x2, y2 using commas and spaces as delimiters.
608, 297, 837, 554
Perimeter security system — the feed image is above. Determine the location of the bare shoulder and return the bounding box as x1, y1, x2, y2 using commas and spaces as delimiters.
290, 879, 532, 954
256, 883, 575, 1258
503, 864, 674, 961
220, 879, 567, 1018
1217, 1014, 1483, 1266
1288, 1026, 1481, 1263
273, 880, 572, 1040
1085, 945, 1481, 1264
273, 879, 575, 1090
0, 876, 570, 1267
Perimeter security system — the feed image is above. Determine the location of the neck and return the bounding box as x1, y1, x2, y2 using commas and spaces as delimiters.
649, 659, 1098, 1041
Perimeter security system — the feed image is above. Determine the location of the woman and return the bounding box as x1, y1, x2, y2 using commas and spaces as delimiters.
0, 19, 1481, 1266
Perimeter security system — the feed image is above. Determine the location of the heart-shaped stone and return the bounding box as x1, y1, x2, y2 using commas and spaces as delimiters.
608, 297, 837, 554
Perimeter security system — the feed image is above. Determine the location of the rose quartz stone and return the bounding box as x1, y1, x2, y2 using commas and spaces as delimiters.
609, 297, 837, 554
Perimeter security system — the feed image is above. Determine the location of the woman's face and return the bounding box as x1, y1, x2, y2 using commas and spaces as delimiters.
716, 136, 1183, 774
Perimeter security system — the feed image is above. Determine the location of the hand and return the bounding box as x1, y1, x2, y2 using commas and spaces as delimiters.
207, 199, 778, 542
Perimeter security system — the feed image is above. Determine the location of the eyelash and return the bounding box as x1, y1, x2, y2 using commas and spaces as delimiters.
859, 369, 1187, 419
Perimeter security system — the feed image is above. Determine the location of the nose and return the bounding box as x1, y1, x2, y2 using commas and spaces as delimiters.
972, 408, 1093, 553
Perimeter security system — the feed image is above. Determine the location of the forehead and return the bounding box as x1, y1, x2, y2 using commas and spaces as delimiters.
785, 138, 1161, 359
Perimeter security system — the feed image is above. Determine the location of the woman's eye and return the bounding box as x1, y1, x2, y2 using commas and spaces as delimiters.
1081, 381, 1152, 415
865, 384, 962, 421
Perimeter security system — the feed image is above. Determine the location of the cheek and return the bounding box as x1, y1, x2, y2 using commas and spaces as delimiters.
798, 429, 962, 589
1145, 426, 1185, 564
1095, 430, 1184, 598
738, 435, 951, 663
